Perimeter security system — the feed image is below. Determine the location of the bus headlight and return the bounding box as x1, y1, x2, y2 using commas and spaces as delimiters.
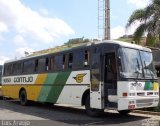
154, 92, 159, 95
129, 93, 135, 96
123, 92, 128, 97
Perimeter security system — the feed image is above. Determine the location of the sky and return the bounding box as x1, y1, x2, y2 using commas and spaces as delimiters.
0, 0, 151, 64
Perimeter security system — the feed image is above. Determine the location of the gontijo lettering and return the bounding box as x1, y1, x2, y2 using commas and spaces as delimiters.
2, 76, 34, 84
14, 76, 33, 83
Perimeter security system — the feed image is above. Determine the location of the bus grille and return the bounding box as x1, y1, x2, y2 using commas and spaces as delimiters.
136, 99, 153, 107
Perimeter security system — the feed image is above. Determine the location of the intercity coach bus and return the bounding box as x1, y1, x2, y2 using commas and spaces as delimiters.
1, 40, 159, 116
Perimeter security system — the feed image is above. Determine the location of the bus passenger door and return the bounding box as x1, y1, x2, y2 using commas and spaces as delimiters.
90, 53, 102, 109
104, 53, 118, 108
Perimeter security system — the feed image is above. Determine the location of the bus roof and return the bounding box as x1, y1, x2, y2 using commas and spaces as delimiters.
5, 40, 151, 64
90, 40, 151, 52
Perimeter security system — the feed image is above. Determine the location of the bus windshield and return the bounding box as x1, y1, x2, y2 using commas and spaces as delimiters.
119, 47, 157, 79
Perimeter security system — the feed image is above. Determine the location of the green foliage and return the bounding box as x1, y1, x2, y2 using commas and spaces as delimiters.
64, 37, 89, 46
133, 23, 146, 44
126, 9, 145, 27
126, 0, 160, 46
146, 33, 157, 46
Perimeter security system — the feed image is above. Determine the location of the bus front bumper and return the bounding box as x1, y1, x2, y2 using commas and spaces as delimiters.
118, 97, 159, 111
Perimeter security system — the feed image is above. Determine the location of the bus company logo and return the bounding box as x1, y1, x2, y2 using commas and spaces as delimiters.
130, 82, 143, 90
131, 82, 142, 87
73, 73, 87, 83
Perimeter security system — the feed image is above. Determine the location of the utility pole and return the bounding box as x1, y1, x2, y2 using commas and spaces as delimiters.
98, 0, 110, 40
104, 0, 110, 40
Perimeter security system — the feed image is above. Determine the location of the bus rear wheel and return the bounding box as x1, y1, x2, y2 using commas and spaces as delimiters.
85, 95, 104, 117
19, 90, 28, 106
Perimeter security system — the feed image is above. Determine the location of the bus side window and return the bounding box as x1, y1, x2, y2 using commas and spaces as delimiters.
63, 54, 67, 69
84, 50, 90, 67
13, 63, 22, 75
4, 64, 11, 76
45, 58, 49, 71
49, 56, 54, 70
35, 59, 39, 72
8, 64, 13, 76
23, 60, 34, 74
38, 58, 46, 72
68, 53, 73, 69
73, 51, 83, 69
3, 64, 7, 76
54, 55, 63, 70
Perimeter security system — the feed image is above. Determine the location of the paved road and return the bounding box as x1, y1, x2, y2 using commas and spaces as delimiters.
0, 99, 159, 126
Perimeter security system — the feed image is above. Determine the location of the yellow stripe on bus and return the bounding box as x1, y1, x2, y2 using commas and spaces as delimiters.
153, 82, 159, 91
27, 74, 47, 101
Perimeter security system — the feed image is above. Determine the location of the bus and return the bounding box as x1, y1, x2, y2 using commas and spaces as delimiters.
1, 40, 159, 116
0, 65, 3, 96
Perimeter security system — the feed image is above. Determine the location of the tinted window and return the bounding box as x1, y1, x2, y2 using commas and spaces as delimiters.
84, 50, 90, 67
13, 63, 22, 74
35, 59, 39, 72
91, 53, 100, 68
23, 60, 34, 73
38, 58, 46, 72
54, 55, 63, 70
4, 64, 12, 76
73, 51, 84, 69
45, 58, 49, 71
49, 56, 54, 70
0, 65, 2, 85
68, 53, 73, 69
63, 54, 67, 69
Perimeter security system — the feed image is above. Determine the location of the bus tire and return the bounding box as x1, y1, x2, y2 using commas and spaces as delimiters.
44, 102, 54, 107
19, 90, 28, 106
118, 110, 131, 115
85, 95, 104, 117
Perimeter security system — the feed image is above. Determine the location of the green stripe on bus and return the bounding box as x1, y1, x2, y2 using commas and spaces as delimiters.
37, 73, 58, 102
144, 82, 153, 90
45, 71, 71, 103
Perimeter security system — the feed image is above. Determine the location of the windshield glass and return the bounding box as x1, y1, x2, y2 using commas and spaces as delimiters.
140, 51, 156, 79
119, 47, 157, 79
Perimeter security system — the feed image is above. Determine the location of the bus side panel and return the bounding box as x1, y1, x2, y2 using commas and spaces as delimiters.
56, 70, 90, 105
27, 73, 47, 101
2, 85, 20, 99
2, 74, 47, 101
2, 70, 90, 106
56, 85, 89, 105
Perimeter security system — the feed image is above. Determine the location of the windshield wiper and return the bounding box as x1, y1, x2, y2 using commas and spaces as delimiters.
135, 70, 140, 81
143, 61, 154, 79
134, 58, 141, 81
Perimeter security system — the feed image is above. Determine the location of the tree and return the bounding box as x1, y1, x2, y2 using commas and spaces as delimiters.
126, 0, 160, 45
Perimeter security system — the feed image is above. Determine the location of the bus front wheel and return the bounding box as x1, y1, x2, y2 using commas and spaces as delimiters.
118, 110, 131, 115
19, 90, 28, 106
85, 95, 104, 117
